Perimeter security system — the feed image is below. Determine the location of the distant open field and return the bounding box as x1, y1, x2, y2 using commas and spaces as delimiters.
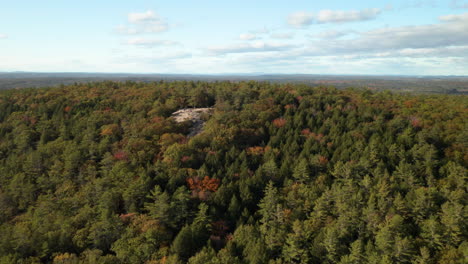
1, 72, 467, 94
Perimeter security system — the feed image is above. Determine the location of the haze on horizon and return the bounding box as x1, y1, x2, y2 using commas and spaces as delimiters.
1, 0, 467, 75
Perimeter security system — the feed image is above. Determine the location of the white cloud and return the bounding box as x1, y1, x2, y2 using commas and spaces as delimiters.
286, 11, 468, 61
128, 10, 158, 24
0, 34, 7, 39
315, 30, 352, 39
127, 38, 179, 47
365, 46, 468, 58
208, 41, 296, 55
316, 8, 381, 23
206, 11, 468, 74
213, 47, 467, 75
239, 33, 257, 40
288, 12, 314, 27
270, 32, 294, 39
439, 12, 468, 21
204, 10, 468, 74
336, 13, 468, 53
288, 8, 381, 27
117, 10, 169, 34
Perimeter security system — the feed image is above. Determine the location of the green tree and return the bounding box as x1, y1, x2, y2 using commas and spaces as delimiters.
145, 186, 171, 226
292, 159, 310, 183
258, 182, 287, 253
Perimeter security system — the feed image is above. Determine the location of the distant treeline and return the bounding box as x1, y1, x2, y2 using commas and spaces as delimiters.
0, 73, 468, 94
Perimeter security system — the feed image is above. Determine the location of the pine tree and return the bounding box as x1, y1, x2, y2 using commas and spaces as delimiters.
187, 246, 218, 264
170, 186, 191, 228
145, 186, 171, 227
440, 201, 465, 246
282, 220, 310, 263
421, 216, 443, 250
292, 159, 310, 183
172, 225, 194, 260
258, 182, 286, 254
323, 226, 341, 263
228, 195, 241, 219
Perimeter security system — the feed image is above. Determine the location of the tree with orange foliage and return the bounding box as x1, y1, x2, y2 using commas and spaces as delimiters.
64, 106, 72, 113
272, 117, 287, 128
100, 124, 120, 136
187, 176, 220, 200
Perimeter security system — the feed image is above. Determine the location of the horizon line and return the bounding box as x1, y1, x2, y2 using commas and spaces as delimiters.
1, 71, 467, 78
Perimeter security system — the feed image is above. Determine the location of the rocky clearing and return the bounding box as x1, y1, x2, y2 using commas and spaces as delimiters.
171, 107, 214, 137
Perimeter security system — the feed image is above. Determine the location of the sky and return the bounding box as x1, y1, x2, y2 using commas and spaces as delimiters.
0, 0, 467, 75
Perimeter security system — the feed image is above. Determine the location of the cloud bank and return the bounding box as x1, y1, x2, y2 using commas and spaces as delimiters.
111, 7, 467, 75
288, 8, 381, 27
196, 11, 468, 75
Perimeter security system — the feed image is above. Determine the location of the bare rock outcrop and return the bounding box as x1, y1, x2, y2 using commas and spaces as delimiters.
171, 107, 213, 137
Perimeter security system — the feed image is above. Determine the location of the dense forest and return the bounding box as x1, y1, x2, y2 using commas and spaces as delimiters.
0, 81, 466, 263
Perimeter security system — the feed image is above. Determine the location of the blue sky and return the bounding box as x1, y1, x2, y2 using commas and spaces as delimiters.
0, 0, 467, 75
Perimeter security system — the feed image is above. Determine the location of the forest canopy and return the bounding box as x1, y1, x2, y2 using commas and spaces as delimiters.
0, 81, 466, 263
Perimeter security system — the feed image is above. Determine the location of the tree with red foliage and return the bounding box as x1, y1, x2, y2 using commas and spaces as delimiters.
187, 176, 220, 200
